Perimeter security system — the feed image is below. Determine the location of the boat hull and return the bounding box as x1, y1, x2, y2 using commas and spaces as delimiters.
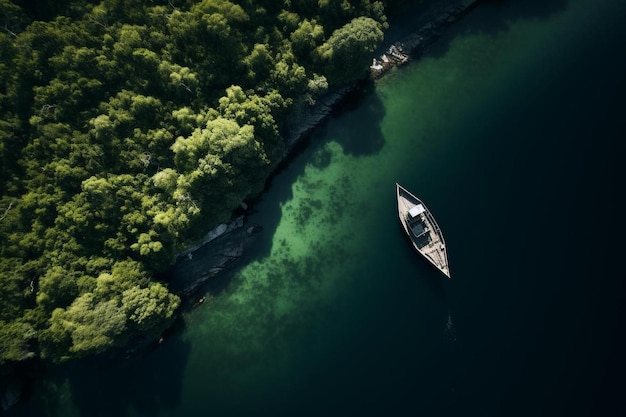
396, 183, 451, 278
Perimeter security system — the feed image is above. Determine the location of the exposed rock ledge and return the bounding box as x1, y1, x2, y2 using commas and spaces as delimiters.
170, 0, 480, 299
170, 217, 261, 297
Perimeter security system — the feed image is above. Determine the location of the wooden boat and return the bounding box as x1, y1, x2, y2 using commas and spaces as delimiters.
396, 183, 451, 278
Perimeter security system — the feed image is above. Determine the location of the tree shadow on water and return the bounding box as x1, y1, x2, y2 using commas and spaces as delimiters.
67, 332, 190, 417
325, 81, 386, 157
238, 80, 387, 264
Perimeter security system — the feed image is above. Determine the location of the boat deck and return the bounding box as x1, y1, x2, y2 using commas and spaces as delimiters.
397, 185, 450, 278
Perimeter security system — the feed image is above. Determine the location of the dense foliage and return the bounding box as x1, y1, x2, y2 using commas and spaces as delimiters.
0, 0, 391, 365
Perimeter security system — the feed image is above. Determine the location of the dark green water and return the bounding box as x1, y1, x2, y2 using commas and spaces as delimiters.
9, 0, 625, 416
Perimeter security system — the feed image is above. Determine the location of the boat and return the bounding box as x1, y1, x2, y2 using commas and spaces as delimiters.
396, 183, 451, 278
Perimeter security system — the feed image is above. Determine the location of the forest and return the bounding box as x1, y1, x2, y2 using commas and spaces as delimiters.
0, 0, 402, 370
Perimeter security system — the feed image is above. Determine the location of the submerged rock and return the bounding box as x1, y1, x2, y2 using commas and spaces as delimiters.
1, 394, 17, 412
1, 382, 22, 412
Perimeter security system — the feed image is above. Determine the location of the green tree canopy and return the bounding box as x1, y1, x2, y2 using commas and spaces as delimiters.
316, 16, 384, 85
0, 0, 393, 367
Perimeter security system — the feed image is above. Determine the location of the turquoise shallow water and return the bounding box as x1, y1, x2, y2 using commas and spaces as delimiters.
9, 0, 625, 416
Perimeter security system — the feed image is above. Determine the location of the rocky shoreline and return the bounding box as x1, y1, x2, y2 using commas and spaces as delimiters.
168, 0, 481, 302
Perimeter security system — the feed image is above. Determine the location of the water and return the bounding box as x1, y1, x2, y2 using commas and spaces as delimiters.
9, 0, 625, 416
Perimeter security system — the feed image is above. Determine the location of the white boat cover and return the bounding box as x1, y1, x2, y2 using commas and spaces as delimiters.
409, 204, 426, 218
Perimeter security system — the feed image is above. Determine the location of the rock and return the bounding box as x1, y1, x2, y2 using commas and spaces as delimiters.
171, 219, 259, 297
206, 223, 228, 241
247, 225, 263, 235
436, 12, 450, 24
369, 0, 480, 78
1, 383, 22, 411
176, 215, 245, 260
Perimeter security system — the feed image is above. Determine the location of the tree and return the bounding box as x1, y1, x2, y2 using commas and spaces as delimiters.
218, 85, 287, 163
244, 43, 274, 83
0, 258, 31, 322
36, 265, 79, 313
41, 258, 179, 360
290, 19, 325, 64
269, 48, 308, 97
0, 320, 36, 364
159, 61, 200, 101
122, 283, 179, 330
171, 116, 269, 224
316, 16, 384, 85
46, 293, 128, 357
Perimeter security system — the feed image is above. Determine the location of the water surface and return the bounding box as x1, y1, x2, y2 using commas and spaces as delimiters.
10, 0, 625, 416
